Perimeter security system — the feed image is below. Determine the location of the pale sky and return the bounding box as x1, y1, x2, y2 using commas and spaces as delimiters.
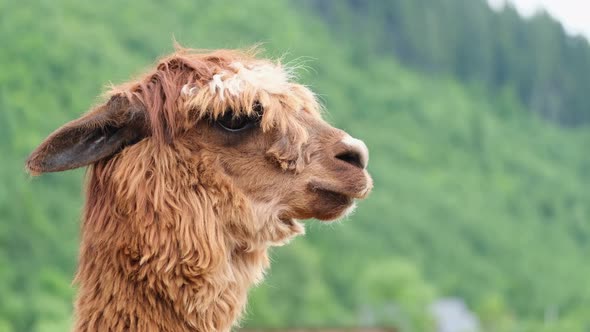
488, 0, 590, 40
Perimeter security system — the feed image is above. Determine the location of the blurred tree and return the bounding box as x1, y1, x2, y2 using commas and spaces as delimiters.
358, 259, 436, 331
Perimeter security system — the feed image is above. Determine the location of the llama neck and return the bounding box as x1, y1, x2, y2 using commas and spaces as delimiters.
73, 159, 271, 332
73, 210, 270, 332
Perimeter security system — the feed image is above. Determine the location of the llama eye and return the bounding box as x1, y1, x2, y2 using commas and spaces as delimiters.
216, 111, 258, 132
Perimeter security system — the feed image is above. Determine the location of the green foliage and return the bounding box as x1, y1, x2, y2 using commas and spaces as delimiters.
358, 259, 436, 331
1, 1, 589, 332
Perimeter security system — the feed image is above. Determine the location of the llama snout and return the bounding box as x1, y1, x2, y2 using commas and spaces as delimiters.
337, 134, 369, 170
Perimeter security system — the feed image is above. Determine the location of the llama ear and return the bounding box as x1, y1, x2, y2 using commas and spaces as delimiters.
26, 95, 149, 175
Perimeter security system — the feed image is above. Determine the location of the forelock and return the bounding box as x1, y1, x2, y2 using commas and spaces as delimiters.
106, 46, 321, 143
183, 56, 320, 134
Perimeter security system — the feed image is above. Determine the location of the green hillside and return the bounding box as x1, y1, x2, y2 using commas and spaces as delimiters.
1, 1, 589, 331
301, 0, 590, 126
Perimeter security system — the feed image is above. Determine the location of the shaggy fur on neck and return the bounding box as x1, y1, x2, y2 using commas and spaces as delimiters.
76, 139, 302, 331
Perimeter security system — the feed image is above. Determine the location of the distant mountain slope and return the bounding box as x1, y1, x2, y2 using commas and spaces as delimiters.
299, 0, 590, 127
0, 1, 589, 331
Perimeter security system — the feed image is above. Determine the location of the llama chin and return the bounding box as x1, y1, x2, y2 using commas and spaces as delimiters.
343, 201, 358, 218
26, 45, 372, 332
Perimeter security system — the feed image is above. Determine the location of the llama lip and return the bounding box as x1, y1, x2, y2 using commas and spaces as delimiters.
308, 180, 368, 201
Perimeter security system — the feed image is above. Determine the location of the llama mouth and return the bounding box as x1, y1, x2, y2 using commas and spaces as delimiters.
308, 180, 367, 201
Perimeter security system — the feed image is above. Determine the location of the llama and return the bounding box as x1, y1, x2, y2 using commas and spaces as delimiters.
26, 47, 372, 332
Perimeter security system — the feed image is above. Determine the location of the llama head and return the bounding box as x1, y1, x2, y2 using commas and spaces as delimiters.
26, 47, 372, 250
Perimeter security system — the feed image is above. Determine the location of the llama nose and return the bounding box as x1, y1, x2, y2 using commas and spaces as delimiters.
336, 135, 369, 169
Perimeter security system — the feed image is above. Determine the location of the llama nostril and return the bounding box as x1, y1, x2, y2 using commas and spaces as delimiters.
339, 135, 369, 169
336, 150, 364, 169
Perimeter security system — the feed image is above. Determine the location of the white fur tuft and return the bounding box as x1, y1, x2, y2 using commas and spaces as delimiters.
181, 84, 199, 96
208, 62, 292, 99
209, 74, 226, 100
